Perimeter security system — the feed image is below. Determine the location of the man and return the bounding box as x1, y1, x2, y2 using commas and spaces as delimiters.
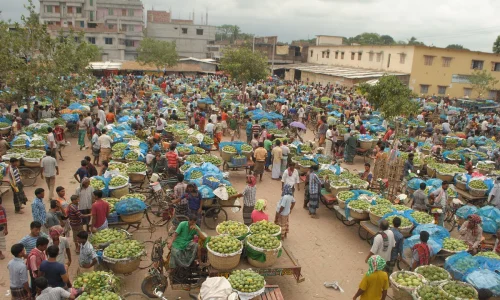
8, 244, 31, 300
252, 120, 261, 138
251, 133, 259, 150
170, 110, 179, 121
97, 106, 106, 128
168, 215, 206, 269
27, 237, 49, 297
366, 219, 395, 267
308, 165, 322, 218
134, 114, 144, 130
91, 190, 110, 232
259, 125, 268, 143
166, 144, 179, 175
53, 124, 65, 161
40, 151, 59, 200
429, 181, 449, 226
253, 142, 267, 182
353, 255, 389, 300
263, 135, 273, 172
275, 184, 295, 239
98, 129, 113, 162
155, 114, 166, 134
403, 153, 414, 178
271, 140, 283, 180
281, 162, 300, 194
85, 156, 98, 177
32, 188, 47, 232
205, 119, 215, 138
382, 126, 394, 142
280, 140, 290, 173
45, 201, 63, 230
106, 110, 116, 124
359, 121, 367, 135
19, 222, 47, 257
297, 105, 305, 123
0, 136, 10, 157
39, 245, 71, 288
34, 277, 75, 300
387, 217, 404, 274
8, 157, 27, 214
245, 117, 253, 144
442, 120, 451, 135
75, 178, 94, 231
174, 174, 188, 199
412, 182, 428, 211
76, 231, 97, 274
228, 114, 238, 142
488, 176, 500, 209
46, 127, 56, 158
411, 231, 432, 269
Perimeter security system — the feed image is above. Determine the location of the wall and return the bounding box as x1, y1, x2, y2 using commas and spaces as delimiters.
316, 36, 343, 46
410, 46, 500, 98
307, 45, 415, 74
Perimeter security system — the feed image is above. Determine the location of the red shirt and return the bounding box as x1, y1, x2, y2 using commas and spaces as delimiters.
251, 210, 268, 223
221, 112, 228, 121
92, 200, 110, 228
383, 129, 393, 141
97, 97, 102, 106
359, 125, 367, 134
54, 127, 64, 142
166, 152, 178, 168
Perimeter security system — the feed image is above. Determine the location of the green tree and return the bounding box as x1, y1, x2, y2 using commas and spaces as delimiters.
359, 75, 418, 135
0, 1, 99, 108
380, 35, 395, 45
468, 69, 499, 98
493, 36, 500, 54
216, 24, 234, 41
230, 25, 241, 43
136, 37, 178, 71
407, 37, 425, 46
446, 44, 468, 50
220, 47, 268, 93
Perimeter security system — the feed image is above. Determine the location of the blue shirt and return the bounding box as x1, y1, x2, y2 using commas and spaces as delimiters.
246, 121, 253, 136
152, 144, 161, 153
309, 173, 322, 195
32, 197, 46, 225
19, 233, 47, 256
75, 167, 89, 181
182, 193, 202, 211
8, 257, 29, 288
39, 260, 66, 288
390, 228, 404, 261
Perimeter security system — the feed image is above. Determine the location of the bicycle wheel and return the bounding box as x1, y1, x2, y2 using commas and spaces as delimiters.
139, 241, 155, 269
203, 207, 228, 229
167, 215, 189, 236
141, 274, 168, 298
121, 293, 150, 300
443, 212, 456, 232
19, 168, 37, 187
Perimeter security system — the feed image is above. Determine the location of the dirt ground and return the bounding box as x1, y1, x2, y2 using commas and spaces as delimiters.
0, 129, 381, 300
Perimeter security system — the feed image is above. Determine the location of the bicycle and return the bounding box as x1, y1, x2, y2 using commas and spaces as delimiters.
18, 167, 38, 187
202, 197, 241, 229
141, 237, 169, 298
443, 198, 464, 232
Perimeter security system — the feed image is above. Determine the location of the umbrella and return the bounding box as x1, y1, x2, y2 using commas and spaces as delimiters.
290, 122, 307, 130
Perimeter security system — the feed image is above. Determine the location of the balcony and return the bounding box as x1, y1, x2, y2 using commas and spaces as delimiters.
104, 14, 143, 23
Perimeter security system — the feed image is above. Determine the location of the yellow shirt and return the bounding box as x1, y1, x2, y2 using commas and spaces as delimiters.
359, 271, 389, 300
254, 147, 267, 161
271, 146, 282, 163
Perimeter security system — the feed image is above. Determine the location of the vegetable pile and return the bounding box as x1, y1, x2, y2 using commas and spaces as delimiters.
202, 154, 222, 165
103, 239, 145, 259
369, 205, 393, 217
226, 186, 237, 197
127, 161, 146, 173
250, 220, 281, 235
348, 200, 371, 211
386, 215, 413, 227
442, 238, 468, 252
207, 235, 242, 254
120, 193, 146, 202
392, 204, 411, 212
441, 282, 478, 299
217, 220, 248, 237
469, 180, 488, 190
190, 170, 203, 179
73, 271, 120, 292
108, 162, 127, 174
393, 272, 424, 288
417, 285, 454, 300
109, 176, 128, 187
24, 150, 44, 159
415, 265, 449, 282
411, 211, 434, 224
89, 228, 127, 245
203, 136, 214, 144
241, 144, 253, 152
125, 151, 138, 160
186, 154, 203, 164
90, 178, 105, 190
228, 269, 265, 293
475, 251, 500, 259
78, 291, 120, 300
337, 191, 354, 201
112, 143, 127, 151
104, 198, 120, 212
248, 233, 280, 250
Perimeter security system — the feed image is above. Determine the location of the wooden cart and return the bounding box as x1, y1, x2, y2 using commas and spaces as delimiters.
455, 188, 488, 207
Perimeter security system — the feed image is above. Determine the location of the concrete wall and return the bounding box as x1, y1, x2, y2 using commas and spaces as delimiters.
307, 45, 415, 74
146, 22, 216, 58
316, 36, 343, 46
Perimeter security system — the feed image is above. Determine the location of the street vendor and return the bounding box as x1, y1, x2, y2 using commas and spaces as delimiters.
464, 157, 474, 175
411, 231, 432, 270
412, 183, 428, 212
458, 214, 483, 255
359, 163, 373, 184
168, 215, 206, 269
428, 181, 449, 226
344, 130, 357, 164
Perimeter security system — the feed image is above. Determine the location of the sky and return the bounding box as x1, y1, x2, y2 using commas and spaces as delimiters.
3, 0, 500, 52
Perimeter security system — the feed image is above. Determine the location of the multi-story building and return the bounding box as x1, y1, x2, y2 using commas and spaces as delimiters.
39, 0, 144, 61
146, 10, 216, 59
282, 44, 500, 99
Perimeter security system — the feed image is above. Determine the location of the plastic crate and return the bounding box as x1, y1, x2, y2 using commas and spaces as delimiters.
231, 156, 247, 166
202, 176, 221, 190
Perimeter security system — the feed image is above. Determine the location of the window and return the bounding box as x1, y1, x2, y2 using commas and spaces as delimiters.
76, 7, 82, 14
310, 50, 313, 57
341, 52, 345, 59
493, 62, 500, 71
471, 60, 484, 70
442, 57, 452, 67
358, 53, 362, 60
420, 85, 430, 94
182, 28, 188, 34
68, 21, 72, 26
438, 86, 447, 95
196, 29, 203, 35
128, 25, 134, 32
122, 9, 126, 16
125, 40, 134, 47
108, 9, 113, 15
67, 7, 73, 13
326, 51, 330, 59
335, 52, 338, 59
74, 36, 79, 43
351, 52, 355, 60
46, 21, 54, 25
79, 21, 84, 27
128, 9, 134, 16
376, 53, 382, 62
89, 0, 93, 6
87, 37, 95, 44
107, 24, 114, 29
105, 37, 113, 45
54, 6, 60, 13
89, 11, 94, 21
46, 5, 53, 13
464, 88, 472, 97
369, 52, 374, 61
489, 90, 497, 100
387, 54, 391, 68
400, 54, 406, 64
322, 52, 325, 58
424, 55, 434, 66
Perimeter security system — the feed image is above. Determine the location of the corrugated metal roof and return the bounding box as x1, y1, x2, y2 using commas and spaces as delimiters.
276, 63, 408, 79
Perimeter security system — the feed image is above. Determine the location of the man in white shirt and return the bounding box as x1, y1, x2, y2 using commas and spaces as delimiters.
97, 107, 106, 128
366, 219, 395, 264
209, 113, 217, 124
281, 162, 300, 194
481, 120, 489, 134
416, 114, 424, 122
98, 129, 113, 162
41, 150, 59, 200
47, 128, 56, 157
256, 102, 262, 110
205, 120, 215, 138
155, 114, 166, 133
441, 121, 451, 135
297, 106, 305, 123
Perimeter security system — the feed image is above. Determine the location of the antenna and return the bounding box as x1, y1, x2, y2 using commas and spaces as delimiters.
193, 9, 195, 21
206, 11, 208, 25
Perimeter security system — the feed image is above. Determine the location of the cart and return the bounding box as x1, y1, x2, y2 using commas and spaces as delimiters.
208, 245, 305, 283
259, 285, 285, 300
222, 160, 254, 174
455, 188, 488, 207
202, 196, 242, 230
333, 205, 357, 226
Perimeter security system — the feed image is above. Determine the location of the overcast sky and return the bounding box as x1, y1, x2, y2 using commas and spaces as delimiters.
3, 0, 500, 52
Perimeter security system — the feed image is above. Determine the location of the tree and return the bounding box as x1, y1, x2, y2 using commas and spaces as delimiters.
230, 25, 241, 43
493, 36, 500, 54
468, 70, 499, 98
380, 35, 395, 45
359, 75, 418, 135
219, 47, 268, 95
0, 1, 99, 109
136, 37, 178, 71
446, 44, 468, 50
407, 37, 425, 46
343, 33, 396, 45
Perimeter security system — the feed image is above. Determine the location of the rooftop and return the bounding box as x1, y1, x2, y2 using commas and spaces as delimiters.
146, 10, 194, 25
275, 63, 408, 79
88, 60, 215, 73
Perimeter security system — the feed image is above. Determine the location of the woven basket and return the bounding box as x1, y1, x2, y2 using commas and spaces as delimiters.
414, 265, 451, 286
369, 212, 383, 226
241, 150, 252, 158
105, 257, 141, 274
436, 172, 454, 183
219, 197, 237, 207
426, 165, 436, 177
389, 271, 427, 300
120, 211, 143, 223
439, 281, 478, 300
298, 163, 312, 174
330, 185, 350, 198
207, 246, 242, 270
469, 187, 487, 197
128, 173, 146, 183
111, 186, 129, 198
0, 127, 11, 134
24, 160, 41, 167
338, 199, 346, 209
221, 150, 235, 162
246, 240, 282, 268
399, 225, 414, 237
359, 140, 374, 150
349, 208, 369, 220
455, 180, 467, 191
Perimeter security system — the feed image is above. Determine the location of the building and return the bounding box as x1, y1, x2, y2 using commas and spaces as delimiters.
315, 35, 343, 46
39, 0, 144, 61
283, 44, 500, 99
146, 10, 216, 59
88, 58, 217, 75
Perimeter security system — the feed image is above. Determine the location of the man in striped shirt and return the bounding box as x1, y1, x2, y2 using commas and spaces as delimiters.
18, 221, 47, 258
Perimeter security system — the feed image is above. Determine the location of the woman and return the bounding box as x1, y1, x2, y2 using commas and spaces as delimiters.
352, 255, 389, 300
54, 186, 70, 237
458, 214, 483, 255
251, 199, 268, 223
48, 225, 71, 270
236, 175, 257, 226
275, 184, 295, 239
77, 114, 87, 150
179, 184, 203, 227
344, 131, 357, 164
